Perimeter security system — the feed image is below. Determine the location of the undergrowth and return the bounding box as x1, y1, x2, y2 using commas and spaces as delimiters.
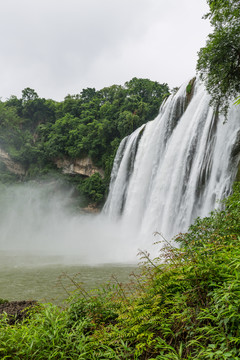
0, 183, 240, 359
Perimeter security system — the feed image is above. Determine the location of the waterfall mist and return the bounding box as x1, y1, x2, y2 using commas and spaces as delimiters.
0, 181, 139, 265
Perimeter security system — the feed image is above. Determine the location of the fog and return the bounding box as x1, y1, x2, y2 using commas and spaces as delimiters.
0, 180, 142, 265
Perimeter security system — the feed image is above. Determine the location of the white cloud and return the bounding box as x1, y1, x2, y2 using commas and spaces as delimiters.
0, 0, 211, 100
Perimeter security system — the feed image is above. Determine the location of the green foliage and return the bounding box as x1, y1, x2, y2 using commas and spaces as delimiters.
1, 184, 240, 359
186, 84, 192, 95
0, 304, 93, 360
234, 96, 240, 105
0, 101, 22, 151
78, 173, 106, 204
66, 286, 120, 333
0, 79, 169, 204
197, 0, 240, 114
0, 299, 8, 305
46, 78, 169, 167
21, 87, 39, 102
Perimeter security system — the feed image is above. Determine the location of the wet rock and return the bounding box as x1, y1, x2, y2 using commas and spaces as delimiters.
0, 300, 38, 324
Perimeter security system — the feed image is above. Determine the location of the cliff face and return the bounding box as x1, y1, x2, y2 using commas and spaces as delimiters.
55, 156, 104, 178
0, 148, 104, 180
0, 148, 25, 176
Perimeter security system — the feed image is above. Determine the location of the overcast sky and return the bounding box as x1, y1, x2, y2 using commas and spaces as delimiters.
0, 0, 211, 101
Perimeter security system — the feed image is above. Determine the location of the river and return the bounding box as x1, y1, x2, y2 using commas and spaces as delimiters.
0, 252, 137, 304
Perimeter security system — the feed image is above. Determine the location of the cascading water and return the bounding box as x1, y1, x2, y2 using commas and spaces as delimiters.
104, 78, 240, 247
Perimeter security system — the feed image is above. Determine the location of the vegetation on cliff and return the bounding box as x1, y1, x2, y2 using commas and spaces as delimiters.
0, 183, 240, 359
0, 78, 169, 204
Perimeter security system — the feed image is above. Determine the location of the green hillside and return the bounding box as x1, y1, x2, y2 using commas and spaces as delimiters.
0, 78, 169, 205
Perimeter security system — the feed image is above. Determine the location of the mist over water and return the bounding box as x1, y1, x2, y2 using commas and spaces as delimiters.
0, 181, 140, 265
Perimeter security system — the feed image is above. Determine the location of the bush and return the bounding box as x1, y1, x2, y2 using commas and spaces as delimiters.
78, 173, 106, 204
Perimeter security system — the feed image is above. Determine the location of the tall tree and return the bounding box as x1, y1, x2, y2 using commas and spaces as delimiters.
197, 0, 240, 114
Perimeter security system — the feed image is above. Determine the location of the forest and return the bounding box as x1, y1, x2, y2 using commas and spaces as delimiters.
0, 78, 169, 204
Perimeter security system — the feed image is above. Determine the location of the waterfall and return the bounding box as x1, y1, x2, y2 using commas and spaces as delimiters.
103, 78, 240, 246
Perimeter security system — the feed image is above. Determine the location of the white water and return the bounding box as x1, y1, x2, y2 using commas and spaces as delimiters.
104, 78, 240, 248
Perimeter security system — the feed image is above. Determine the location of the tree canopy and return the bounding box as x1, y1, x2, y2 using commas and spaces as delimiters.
0, 78, 169, 204
197, 0, 240, 114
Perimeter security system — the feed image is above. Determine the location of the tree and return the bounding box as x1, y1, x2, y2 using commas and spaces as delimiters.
80, 87, 97, 103
21, 87, 39, 102
197, 0, 240, 114
0, 102, 23, 152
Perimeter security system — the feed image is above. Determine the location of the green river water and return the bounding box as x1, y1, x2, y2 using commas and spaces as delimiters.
0, 253, 137, 304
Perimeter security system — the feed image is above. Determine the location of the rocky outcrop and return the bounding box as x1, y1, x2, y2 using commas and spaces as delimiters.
81, 202, 100, 213
55, 156, 104, 178
0, 148, 25, 176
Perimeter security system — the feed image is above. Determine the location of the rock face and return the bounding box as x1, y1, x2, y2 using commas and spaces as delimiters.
55, 156, 104, 178
0, 148, 25, 176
